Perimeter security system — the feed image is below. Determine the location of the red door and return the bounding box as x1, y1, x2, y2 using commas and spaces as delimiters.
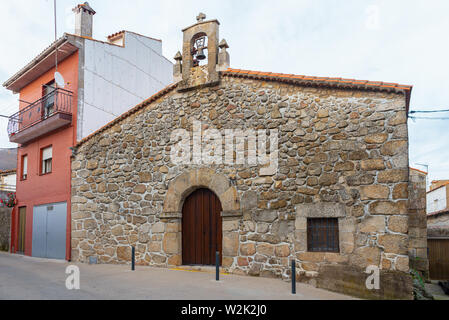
182, 189, 222, 265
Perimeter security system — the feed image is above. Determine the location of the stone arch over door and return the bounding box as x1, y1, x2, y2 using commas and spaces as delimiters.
162, 168, 241, 218
161, 168, 241, 267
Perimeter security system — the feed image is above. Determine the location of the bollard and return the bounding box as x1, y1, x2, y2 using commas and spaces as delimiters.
131, 246, 135, 271
216, 251, 220, 281
292, 259, 296, 294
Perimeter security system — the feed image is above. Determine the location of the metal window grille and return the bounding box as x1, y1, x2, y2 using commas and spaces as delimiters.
307, 218, 340, 253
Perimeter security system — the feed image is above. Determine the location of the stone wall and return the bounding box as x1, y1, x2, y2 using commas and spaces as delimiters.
428, 212, 449, 238
0, 191, 12, 251
71, 76, 412, 299
408, 169, 429, 278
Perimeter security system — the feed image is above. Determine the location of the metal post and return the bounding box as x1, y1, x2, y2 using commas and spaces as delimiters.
216, 251, 219, 281
292, 259, 296, 294
131, 246, 135, 271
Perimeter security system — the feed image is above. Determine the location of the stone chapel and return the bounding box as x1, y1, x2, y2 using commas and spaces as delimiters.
71, 14, 417, 299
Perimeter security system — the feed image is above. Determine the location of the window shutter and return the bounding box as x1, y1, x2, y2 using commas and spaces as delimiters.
23, 156, 28, 175
42, 147, 52, 160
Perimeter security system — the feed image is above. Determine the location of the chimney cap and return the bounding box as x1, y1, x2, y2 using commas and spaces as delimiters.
73, 2, 96, 15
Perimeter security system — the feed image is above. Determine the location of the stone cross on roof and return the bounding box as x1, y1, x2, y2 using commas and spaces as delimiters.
196, 13, 206, 22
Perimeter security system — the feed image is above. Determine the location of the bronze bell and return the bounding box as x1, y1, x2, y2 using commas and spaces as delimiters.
196, 47, 206, 60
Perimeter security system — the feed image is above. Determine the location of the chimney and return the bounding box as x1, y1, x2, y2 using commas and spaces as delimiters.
72, 2, 96, 37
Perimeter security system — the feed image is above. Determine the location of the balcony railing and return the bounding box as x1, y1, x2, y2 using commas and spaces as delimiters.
7, 88, 73, 144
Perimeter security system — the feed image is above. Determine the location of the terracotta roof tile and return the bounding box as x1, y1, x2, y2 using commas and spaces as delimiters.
223, 68, 412, 111
107, 30, 162, 42
428, 181, 449, 193
427, 209, 449, 217
107, 30, 125, 39
76, 67, 413, 148
0, 169, 16, 175
410, 167, 428, 175
224, 68, 412, 90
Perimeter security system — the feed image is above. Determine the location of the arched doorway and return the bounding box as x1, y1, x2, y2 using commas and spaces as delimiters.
182, 188, 222, 265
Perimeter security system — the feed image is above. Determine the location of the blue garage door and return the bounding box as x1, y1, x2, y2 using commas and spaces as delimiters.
32, 202, 67, 259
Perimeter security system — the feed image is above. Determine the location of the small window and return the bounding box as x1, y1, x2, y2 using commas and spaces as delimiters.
22, 155, 28, 180
307, 218, 339, 253
41, 146, 52, 175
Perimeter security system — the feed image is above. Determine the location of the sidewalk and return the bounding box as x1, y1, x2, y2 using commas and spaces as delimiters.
425, 281, 449, 300
0, 252, 355, 300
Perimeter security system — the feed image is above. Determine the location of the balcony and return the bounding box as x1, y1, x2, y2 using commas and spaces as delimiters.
8, 88, 73, 144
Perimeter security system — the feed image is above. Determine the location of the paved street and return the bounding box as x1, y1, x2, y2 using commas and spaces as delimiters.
0, 252, 354, 300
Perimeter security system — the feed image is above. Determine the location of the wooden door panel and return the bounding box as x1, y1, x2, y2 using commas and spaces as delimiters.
428, 239, 449, 280
18, 207, 26, 253
182, 189, 222, 265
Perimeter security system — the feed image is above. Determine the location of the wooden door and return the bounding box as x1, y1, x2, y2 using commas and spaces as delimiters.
428, 239, 449, 280
182, 189, 222, 265
18, 207, 26, 253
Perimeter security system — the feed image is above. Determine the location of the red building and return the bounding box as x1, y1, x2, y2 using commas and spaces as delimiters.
3, 2, 172, 260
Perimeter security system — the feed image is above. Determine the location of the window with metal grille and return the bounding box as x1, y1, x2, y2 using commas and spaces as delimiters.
307, 218, 340, 253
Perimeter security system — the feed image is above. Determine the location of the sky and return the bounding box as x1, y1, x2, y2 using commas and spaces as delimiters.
0, 0, 448, 183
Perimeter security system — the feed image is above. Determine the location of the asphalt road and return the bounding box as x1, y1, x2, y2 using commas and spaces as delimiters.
0, 252, 354, 300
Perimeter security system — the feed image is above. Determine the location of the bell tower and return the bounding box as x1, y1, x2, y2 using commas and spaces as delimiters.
174, 13, 230, 91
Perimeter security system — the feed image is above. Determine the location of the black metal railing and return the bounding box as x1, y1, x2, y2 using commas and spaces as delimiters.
7, 88, 73, 137
307, 218, 340, 253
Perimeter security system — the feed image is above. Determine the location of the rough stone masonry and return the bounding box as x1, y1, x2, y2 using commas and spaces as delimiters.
71, 16, 414, 299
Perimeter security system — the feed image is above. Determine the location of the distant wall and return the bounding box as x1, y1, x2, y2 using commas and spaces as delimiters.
0, 191, 12, 251
428, 212, 449, 238
0, 173, 16, 191
408, 169, 429, 278
427, 186, 447, 214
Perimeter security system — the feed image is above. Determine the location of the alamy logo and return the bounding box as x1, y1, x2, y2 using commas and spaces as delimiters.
65, 265, 80, 290
170, 121, 279, 175
365, 265, 380, 290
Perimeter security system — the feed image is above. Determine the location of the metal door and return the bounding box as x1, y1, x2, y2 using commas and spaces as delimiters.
32, 202, 67, 259
32, 205, 47, 258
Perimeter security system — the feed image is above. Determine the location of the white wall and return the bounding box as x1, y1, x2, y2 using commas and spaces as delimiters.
0, 173, 16, 191
427, 186, 447, 214
79, 32, 173, 140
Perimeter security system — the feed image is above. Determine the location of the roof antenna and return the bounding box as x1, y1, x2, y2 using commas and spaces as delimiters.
53, 0, 65, 88
54, 0, 58, 72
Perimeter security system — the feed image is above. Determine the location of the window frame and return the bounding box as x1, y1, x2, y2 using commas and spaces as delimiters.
21, 154, 28, 181
40, 145, 53, 175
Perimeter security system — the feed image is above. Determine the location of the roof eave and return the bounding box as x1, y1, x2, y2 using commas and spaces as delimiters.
2, 34, 79, 93
222, 69, 413, 112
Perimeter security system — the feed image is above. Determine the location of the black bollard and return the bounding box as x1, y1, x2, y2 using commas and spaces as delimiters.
292, 259, 296, 294
216, 251, 220, 281
131, 246, 135, 271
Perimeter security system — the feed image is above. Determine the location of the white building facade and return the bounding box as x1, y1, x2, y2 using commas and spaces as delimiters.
427, 184, 449, 214
77, 30, 173, 139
